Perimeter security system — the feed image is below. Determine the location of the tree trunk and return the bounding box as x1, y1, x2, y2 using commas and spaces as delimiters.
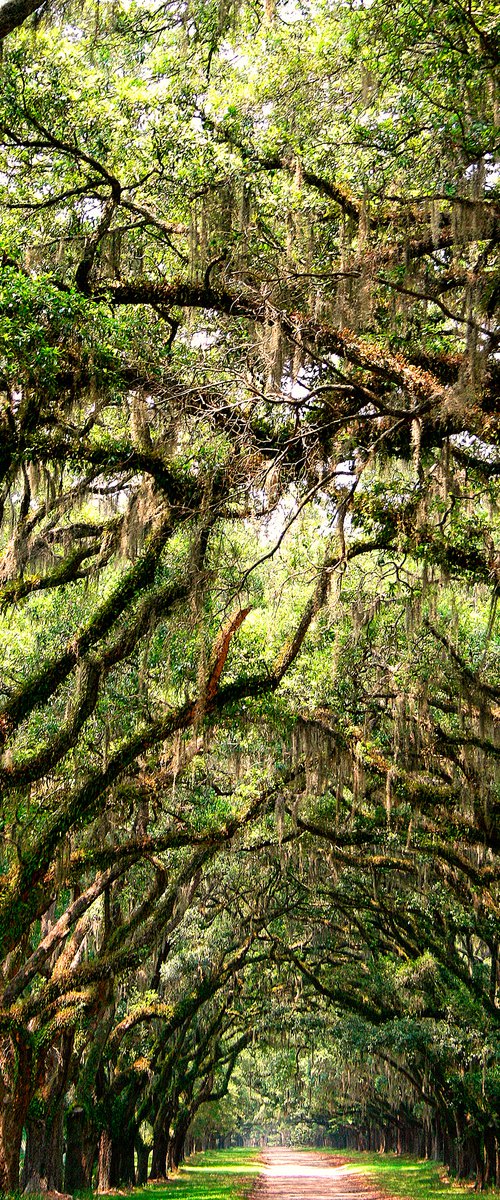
136, 1136, 149, 1185
450, 1114, 483, 1186
22, 1112, 64, 1192
484, 1127, 497, 1188
0, 1036, 33, 1193
168, 1117, 189, 1172
98, 1129, 113, 1192
150, 1128, 168, 1179
64, 1108, 97, 1192
0, 1106, 23, 1193
112, 1131, 135, 1186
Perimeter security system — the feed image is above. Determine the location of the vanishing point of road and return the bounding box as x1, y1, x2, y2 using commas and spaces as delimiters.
252, 1149, 393, 1200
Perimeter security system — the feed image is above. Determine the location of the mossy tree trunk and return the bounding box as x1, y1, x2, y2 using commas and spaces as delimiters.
64, 1107, 97, 1192
136, 1133, 150, 1185
97, 1129, 113, 1192
110, 1128, 136, 1186
22, 1112, 65, 1193
150, 1126, 169, 1179
0, 1035, 34, 1193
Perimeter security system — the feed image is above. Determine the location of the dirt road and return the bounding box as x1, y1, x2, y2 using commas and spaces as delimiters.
252, 1149, 394, 1200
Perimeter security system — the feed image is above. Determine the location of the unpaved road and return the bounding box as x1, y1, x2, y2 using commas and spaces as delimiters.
252, 1149, 394, 1200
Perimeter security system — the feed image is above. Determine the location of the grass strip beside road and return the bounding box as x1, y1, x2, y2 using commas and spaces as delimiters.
343, 1151, 500, 1198
133, 1149, 261, 1200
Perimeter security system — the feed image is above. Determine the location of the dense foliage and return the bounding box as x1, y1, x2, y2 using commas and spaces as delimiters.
0, 0, 498, 1189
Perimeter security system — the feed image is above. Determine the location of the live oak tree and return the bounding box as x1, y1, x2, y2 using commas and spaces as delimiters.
0, 0, 498, 1190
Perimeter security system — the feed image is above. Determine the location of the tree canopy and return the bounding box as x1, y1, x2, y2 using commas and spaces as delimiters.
0, 0, 498, 1189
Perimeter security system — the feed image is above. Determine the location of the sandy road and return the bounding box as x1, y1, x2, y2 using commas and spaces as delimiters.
251, 1149, 393, 1200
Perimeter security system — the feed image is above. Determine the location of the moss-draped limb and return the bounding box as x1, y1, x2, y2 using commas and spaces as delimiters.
2, 861, 133, 1006
62, 765, 304, 878
108, 933, 258, 1053
0, 828, 211, 960
196, 114, 500, 254
103, 279, 445, 406
2, 765, 302, 1030
8, 845, 223, 1023
63, 827, 219, 876
0, 550, 332, 956
425, 619, 500, 703
296, 810, 500, 901
0, 516, 174, 741
1, 573, 193, 792
26, 434, 229, 513
0, 540, 113, 607
0, 0, 48, 37
271, 938, 392, 1024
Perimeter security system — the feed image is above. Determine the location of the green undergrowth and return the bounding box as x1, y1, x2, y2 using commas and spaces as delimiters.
341, 1150, 500, 1198
127, 1149, 261, 1200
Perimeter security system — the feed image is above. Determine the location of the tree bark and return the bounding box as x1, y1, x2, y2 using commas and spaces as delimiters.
150, 1128, 169, 1179
64, 1108, 97, 1192
0, 0, 45, 39
136, 1135, 149, 1185
111, 1131, 135, 1186
484, 1127, 497, 1187
167, 1128, 186, 1172
98, 1129, 113, 1193
0, 1105, 24, 1192
22, 1112, 64, 1192
0, 1036, 33, 1193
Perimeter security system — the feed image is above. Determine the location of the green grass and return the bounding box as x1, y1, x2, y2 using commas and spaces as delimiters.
281, 1145, 499, 1197
341, 1150, 500, 1198
97, 1146, 500, 1200
131, 1149, 261, 1200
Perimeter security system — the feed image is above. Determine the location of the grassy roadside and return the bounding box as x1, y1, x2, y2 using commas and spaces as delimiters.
97, 1145, 500, 1200
131, 1149, 261, 1200
340, 1150, 500, 1198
